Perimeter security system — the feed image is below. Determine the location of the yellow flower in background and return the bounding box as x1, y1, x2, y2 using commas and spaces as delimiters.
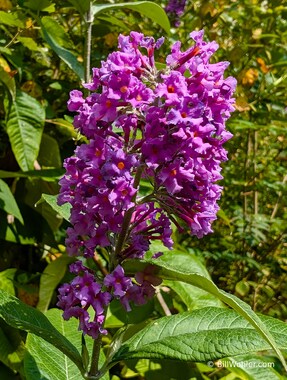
242, 68, 259, 85
0, 0, 12, 11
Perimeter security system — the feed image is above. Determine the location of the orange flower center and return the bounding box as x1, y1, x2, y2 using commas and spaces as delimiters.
120, 86, 128, 93
170, 169, 177, 176
117, 162, 125, 170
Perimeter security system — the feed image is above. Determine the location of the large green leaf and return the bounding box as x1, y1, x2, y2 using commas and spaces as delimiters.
92, 2, 170, 34
109, 307, 287, 365
123, 250, 287, 370
37, 255, 74, 313
40, 16, 84, 80
4, 90, 45, 172
0, 291, 85, 376
0, 179, 24, 224
24, 309, 109, 380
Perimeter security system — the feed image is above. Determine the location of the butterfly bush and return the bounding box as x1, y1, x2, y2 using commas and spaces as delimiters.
57, 30, 236, 338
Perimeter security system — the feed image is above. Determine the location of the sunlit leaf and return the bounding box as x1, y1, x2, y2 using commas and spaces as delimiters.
36, 193, 71, 222
92, 1, 170, 34
123, 251, 287, 370
0, 269, 17, 295
0, 10, 24, 27
110, 307, 287, 365
4, 90, 45, 172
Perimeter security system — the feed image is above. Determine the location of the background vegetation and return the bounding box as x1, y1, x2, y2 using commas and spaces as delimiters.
0, 0, 286, 379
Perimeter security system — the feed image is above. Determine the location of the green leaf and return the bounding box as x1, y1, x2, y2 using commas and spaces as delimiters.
25, 181, 61, 232
24, 309, 84, 380
92, 1, 170, 34
0, 291, 84, 376
164, 280, 223, 310
45, 117, 78, 139
37, 255, 74, 312
110, 307, 287, 365
0, 66, 16, 100
0, 269, 17, 295
123, 250, 287, 370
17, 37, 39, 51
38, 133, 62, 168
0, 322, 25, 374
23, 0, 55, 12
0, 11, 25, 27
0, 169, 64, 181
40, 16, 84, 80
105, 299, 154, 328
66, 0, 90, 15
37, 194, 71, 222
0, 179, 24, 224
97, 15, 129, 31
127, 358, 202, 380
4, 90, 45, 172
24, 309, 108, 380
162, 251, 223, 310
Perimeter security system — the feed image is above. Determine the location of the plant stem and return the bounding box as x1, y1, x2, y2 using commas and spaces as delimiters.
156, 288, 172, 316
84, 2, 93, 84
114, 161, 145, 259
88, 334, 102, 378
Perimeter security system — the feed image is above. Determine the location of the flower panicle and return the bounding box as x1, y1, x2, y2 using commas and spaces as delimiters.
57, 30, 236, 338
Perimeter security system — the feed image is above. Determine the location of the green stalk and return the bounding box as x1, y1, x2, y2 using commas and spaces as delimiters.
87, 334, 102, 378
84, 2, 93, 84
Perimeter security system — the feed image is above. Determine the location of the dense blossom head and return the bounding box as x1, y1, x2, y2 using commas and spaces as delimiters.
58, 30, 236, 338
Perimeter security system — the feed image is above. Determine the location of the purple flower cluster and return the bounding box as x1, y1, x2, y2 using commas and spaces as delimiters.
165, 0, 187, 27
58, 262, 160, 338
57, 261, 111, 338
57, 30, 236, 338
